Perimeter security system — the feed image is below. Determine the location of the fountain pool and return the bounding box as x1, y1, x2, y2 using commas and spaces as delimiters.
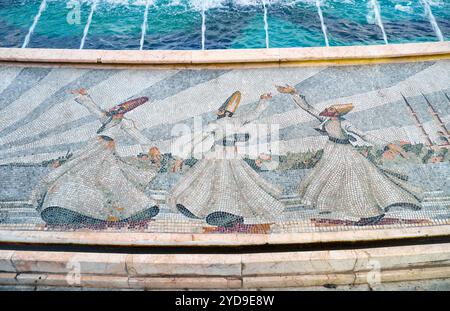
0, 0, 448, 50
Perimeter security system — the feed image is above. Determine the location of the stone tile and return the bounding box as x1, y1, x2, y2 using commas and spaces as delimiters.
242, 251, 357, 276
243, 274, 356, 289
242, 243, 450, 276
125, 254, 242, 277
0, 285, 35, 291
243, 266, 450, 289
100, 50, 192, 65
0, 251, 16, 273
35, 286, 83, 291
128, 277, 241, 289
80, 274, 130, 289
191, 48, 280, 64
0, 272, 18, 285
15, 273, 68, 287
11, 252, 127, 275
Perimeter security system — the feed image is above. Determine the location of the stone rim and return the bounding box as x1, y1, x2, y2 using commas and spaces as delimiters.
1, 225, 449, 247
0, 42, 449, 67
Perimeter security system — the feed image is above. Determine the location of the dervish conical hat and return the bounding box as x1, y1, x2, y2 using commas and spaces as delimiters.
219, 91, 242, 114
109, 96, 149, 115
328, 103, 354, 116
97, 97, 149, 134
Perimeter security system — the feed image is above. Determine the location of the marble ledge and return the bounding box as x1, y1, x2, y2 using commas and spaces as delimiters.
2, 266, 450, 289
0, 272, 242, 289
0, 42, 449, 67
1, 224, 449, 247
125, 253, 241, 277
242, 266, 450, 288
241, 243, 450, 276
1, 251, 241, 277
0, 251, 15, 273
9, 251, 127, 276
1, 243, 450, 278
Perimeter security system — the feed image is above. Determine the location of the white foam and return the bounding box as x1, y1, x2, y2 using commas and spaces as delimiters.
420, 0, 444, 42
201, 0, 206, 50
394, 4, 413, 14
369, 0, 388, 44
79, 0, 99, 49
315, 0, 329, 47
22, 0, 47, 49
139, 0, 153, 50
262, 0, 270, 48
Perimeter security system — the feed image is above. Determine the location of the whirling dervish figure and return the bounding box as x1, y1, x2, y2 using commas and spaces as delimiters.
167, 91, 284, 228
277, 85, 423, 226
32, 88, 159, 228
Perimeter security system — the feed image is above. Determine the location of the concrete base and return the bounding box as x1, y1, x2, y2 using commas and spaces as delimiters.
1, 242, 450, 290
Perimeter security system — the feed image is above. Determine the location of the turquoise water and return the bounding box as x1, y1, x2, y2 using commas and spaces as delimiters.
0, 0, 448, 50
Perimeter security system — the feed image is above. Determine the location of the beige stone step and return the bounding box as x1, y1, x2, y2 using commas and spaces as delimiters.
243, 266, 450, 289
1, 242, 450, 289
2, 225, 450, 246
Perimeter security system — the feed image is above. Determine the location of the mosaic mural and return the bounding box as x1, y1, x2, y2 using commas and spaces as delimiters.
0, 60, 449, 234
